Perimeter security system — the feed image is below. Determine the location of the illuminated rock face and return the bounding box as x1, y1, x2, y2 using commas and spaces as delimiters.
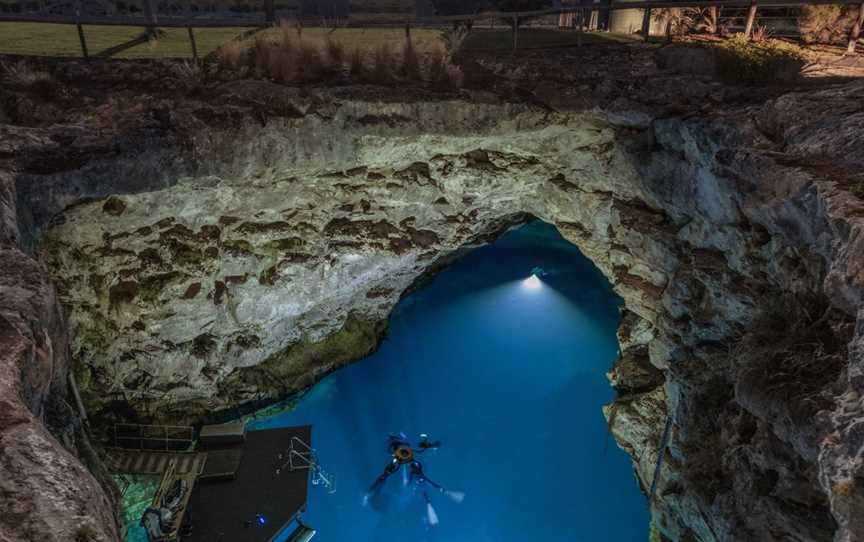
6, 77, 864, 542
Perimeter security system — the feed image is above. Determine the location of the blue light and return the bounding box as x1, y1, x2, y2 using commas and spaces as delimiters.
256, 514, 267, 526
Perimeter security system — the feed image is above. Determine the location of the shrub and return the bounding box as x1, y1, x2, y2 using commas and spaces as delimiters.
293, 42, 326, 84
371, 44, 395, 85
349, 47, 366, 79
1, 60, 53, 91
440, 26, 470, 58
444, 61, 464, 90
427, 47, 447, 84
218, 39, 246, 71
401, 37, 421, 80
750, 24, 771, 43
714, 34, 806, 84
326, 38, 345, 66
426, 46, 464, 91
249, 34, 276, 77
733, 293, 853, 422
799, 5, 859, 44
173, 60, 204, 90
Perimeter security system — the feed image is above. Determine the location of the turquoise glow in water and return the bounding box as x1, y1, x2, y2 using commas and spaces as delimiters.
252, 221, 649, 542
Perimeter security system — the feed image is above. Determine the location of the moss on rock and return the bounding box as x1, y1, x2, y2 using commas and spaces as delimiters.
217, 312, 387, 407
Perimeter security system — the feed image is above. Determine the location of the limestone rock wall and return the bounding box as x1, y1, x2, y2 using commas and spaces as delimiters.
0, 176, 119, 541
37, 83, 864, 541
3, 59, 863, 542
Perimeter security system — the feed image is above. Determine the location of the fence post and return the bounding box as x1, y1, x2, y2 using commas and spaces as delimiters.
264, 0, 275, 24
187, 26, 198, 60
73, 0, 88, 58
76, 23, 89, 57
143, 0, 158, 36
512, 15, 519, 51
641, 8, 651, 41
743, 4, 758, 40
848, 2, 864, 54
577, 9, 583, 47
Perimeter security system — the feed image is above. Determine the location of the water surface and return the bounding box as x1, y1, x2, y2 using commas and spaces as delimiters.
253, 221, 649, 542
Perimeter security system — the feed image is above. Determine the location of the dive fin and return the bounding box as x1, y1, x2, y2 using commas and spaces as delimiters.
426, 502, 439, 526
445, 490, 465, 503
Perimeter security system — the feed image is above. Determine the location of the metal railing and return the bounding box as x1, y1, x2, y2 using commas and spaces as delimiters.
277, 435, 336, 494
112, 423, 195, 452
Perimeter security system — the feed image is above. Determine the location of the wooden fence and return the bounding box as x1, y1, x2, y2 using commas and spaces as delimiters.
1, 0, 862, 58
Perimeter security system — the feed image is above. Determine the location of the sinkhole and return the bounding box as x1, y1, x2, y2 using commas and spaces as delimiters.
241, 220, 650, 542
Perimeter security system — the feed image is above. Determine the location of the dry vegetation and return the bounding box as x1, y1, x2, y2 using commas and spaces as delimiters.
677, 291, 853, 503
799, 5, 863, 45
732, 294, 852, 421
216, 23, 464, 89
0, 59, 57, 97
0, 59, 52, 87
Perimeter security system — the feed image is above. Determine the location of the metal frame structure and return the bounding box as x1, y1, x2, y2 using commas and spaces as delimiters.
112, 423, 196, 452
280, 436, 336, 494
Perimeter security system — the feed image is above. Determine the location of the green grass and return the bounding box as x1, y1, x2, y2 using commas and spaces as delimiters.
0, 22, 446, 58
461, 28, 640, 51
713, 33, 807, 83
0, 22, 255, 58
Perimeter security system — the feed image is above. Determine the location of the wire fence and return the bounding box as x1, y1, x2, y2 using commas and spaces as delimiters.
0, 0, 861, 58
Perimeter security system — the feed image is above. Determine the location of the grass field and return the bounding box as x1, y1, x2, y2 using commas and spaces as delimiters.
0, 21, 640, 59
0, 22, 256, 58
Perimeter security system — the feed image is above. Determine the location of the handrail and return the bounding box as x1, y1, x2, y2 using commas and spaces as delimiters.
112, 423, 195, 451
289, 436, 313, 454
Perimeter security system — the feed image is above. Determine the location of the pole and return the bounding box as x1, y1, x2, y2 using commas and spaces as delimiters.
264, 0, 274, 24
641, 7, 651, 40
187, 26, 198, 60
512, 15, 518, 51
142, 0, 158, 36
743, 3, 758, 39
847, 2, 864, 54
74, 0, 88, 57
577, 11, 583, 47
68, 373, 89, 426
648, 415, 674, 502
76, 23, 88, 57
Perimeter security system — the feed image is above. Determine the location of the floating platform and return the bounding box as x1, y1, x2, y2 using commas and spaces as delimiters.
199, 420, 246, 447
184, 426, 312, 542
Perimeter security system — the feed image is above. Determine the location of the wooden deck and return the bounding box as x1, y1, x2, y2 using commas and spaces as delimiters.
184, 426, 312, 542
108, 450, 208, 476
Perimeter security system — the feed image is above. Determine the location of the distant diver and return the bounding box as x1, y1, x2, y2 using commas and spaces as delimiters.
364, 432, 464, 526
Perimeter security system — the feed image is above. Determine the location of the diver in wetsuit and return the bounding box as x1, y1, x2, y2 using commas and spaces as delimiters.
364, 433, 462, 525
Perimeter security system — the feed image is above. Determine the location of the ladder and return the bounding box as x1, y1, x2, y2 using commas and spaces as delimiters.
278, 436, 336, 494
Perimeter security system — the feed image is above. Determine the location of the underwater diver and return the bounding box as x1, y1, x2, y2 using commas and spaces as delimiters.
364, 433, 463, 526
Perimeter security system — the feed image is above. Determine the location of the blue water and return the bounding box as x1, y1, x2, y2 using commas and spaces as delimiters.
252, 221, 649, 542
